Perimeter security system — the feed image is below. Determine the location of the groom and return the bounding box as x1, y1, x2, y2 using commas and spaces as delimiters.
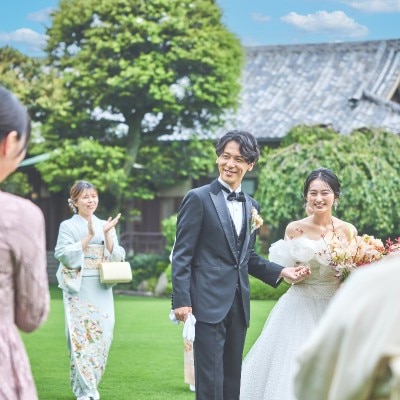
171, 130, 309, 400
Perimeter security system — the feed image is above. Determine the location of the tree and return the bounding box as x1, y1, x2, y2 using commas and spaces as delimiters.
256, 127, 400, 244
0, 47, 44, 109
0, 47, 63, 195
0, 172, 32, 196
45, 0, 244, 181
0, 47, 68, 131
132, 137, 216, 198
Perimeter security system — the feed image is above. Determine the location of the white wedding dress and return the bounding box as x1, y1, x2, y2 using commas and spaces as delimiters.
240, 237, 340, 400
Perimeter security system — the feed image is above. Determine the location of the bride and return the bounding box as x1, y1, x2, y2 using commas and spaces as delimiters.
240, 167, 357, 400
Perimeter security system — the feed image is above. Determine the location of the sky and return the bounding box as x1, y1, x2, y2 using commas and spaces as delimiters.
0, 0, 399, 56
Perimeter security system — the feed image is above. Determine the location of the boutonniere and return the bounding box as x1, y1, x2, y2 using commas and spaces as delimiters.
250, 207, 263, 234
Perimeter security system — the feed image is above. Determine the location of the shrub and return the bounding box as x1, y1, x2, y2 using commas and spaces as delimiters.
249, 276, 290, 300
127, 253, 169, 290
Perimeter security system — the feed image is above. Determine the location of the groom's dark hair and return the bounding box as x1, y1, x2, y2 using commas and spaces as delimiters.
215, 130, 260, 164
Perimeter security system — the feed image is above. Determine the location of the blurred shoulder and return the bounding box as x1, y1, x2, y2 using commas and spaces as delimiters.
0, 191, 44, 223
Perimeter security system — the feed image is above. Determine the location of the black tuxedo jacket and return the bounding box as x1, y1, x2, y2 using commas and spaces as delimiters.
172, 179, 283, 326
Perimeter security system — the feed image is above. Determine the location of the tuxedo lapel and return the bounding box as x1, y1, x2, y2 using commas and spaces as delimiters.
210, 189, 238, 262
239, 194, 253, 264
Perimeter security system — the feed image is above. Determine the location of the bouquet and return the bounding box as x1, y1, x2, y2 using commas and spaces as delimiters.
328, 234, 386, 282
385, 236, 400, 253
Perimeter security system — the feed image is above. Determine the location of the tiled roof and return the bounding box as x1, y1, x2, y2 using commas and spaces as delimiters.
163, 39, 400, 141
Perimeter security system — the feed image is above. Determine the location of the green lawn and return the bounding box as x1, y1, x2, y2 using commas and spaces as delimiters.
22, 287, 275, 400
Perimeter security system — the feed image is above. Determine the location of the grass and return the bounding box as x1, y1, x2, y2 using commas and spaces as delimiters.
22, 286, 275, 400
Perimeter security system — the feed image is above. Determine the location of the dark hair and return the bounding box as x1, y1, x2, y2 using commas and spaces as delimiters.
215, 130, 260, 164
0, 86, 31, 154
303, 168, 341, 200
68, 180, 98, 213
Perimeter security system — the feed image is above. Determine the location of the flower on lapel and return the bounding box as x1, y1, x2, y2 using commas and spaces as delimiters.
250, 207, 263, 234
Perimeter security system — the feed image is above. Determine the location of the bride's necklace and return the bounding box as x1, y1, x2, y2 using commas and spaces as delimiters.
316, 218, 335, 238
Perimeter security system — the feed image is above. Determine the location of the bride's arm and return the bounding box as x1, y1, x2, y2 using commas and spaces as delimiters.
336, 220, 357, 242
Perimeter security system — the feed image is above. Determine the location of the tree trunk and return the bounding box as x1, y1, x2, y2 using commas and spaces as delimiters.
123, 113, 143, 176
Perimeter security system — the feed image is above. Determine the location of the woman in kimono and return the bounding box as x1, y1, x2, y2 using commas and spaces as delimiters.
0, 85, 50, 400
55, 180, 125, 400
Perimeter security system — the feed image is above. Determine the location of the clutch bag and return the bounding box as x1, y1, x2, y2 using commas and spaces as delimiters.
99, 261, 132, 284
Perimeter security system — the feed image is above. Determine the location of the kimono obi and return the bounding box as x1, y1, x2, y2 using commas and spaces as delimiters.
84, 244, 105, 270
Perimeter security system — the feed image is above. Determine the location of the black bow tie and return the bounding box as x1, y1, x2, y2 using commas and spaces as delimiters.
219, 184, 246, 202
227, 191, 246, 202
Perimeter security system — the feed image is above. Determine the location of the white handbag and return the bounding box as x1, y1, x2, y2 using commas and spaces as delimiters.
99, 261, 132, 284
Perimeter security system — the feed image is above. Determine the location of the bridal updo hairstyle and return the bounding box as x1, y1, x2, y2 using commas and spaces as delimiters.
215, 130, 260, 165
68, 180, 98, 214
303, 168, 342, 203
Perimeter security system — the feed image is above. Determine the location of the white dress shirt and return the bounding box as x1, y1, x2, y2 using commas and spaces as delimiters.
218, 178, 244, 236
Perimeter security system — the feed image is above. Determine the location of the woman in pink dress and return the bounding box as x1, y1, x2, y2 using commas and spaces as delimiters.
0, 85, 50, 400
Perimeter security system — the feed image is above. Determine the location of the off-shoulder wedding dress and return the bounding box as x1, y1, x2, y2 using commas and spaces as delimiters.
240, 237, 340, 400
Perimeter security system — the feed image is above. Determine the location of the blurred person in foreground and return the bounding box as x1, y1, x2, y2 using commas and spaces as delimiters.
0, 85, 50, 400
295, 251, 400, 400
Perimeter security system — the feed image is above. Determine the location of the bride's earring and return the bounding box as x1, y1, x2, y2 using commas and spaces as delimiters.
334, 201, 338, 211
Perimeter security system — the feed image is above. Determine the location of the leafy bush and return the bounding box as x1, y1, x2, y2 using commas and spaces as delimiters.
164, 263, 172, 297
161, 214, 177, 254
257, 127, 400, 243
249, 276, 290, 300
0, 171, 32, 196
127, 253, 169, 291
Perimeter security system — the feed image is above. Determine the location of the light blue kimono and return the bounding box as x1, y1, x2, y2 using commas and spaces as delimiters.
54, 214, 126, 398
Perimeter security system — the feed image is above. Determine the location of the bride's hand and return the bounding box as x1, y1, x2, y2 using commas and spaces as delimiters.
280, 265, 311, 284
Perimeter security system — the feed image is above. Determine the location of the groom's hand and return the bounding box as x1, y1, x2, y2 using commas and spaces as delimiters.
280, 266, 311, 284
174, 306, 193, 322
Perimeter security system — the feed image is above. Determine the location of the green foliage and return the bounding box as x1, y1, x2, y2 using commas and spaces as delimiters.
164, 263, 173, 296
161, 213, 178, 253
128, 253, 169, 290
0, 171, 32, 196
34, 137, 129, 210
280, 124, 339, 147
0, 47, 45, 115
249, 276, 290, 300
45, 0, 244, 176
2, 2, 242, 205
133, 138, 216, 198
256, 127, 400, 243
0, 47, 69, 129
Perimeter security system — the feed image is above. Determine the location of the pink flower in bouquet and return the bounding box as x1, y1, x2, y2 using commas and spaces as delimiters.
351, 235, 385, 266
385, 237, 400, 253
328, 234, 386, 282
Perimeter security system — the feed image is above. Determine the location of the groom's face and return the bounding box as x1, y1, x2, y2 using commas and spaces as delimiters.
217, 140, 254, 190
